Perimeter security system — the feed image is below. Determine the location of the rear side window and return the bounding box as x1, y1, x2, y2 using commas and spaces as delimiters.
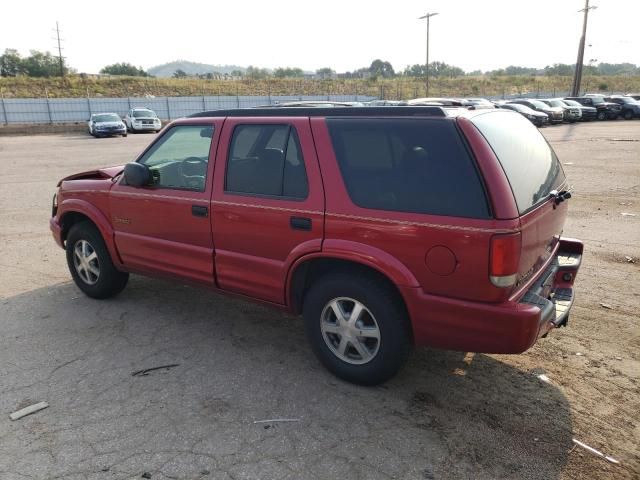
471, 111, 565, 214
226, 124, 308, 199
326, 118, 490, 218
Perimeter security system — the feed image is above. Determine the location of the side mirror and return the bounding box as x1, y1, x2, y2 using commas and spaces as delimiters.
200, 126, 213, 138
123, 162, 152, 187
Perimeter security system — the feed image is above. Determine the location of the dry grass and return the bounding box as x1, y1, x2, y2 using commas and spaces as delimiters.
1, 75, 639, 99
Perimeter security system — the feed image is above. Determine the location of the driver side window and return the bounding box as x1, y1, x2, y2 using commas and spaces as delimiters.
138, 125, 214, 192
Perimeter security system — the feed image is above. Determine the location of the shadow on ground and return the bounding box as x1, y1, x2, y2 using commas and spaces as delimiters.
0, 277, 574, 480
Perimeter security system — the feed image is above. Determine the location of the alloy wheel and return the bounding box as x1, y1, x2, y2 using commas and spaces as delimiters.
320, 297, 381, 365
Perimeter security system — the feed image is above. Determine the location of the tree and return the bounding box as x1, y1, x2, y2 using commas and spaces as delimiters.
315, 67, 335, 79
544, 63, 574, 76
172, 69, 188, 78
369, 59, 395, 78
100, 62, 149, 76
274, 67, 304, 78
21, 50, 63, 77
429, 61, 464, 78
0, 49, 23, 77
245, 66, 270, 79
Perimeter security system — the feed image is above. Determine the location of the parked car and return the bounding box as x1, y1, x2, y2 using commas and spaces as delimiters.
51, 107, 582, 385
123, 108, 162, 133
465, 98, 496, 109
498, 102, 549, 126
407, 97, 472, 107
564, 96, 621, 120
604, 96, 640, 120
539, 99, 582, 122
365, 100, 408, 106
507, 99, 564, 124
264, 101, 366, 108
561, 99, 598, 121
87, 113, 127, 138
625, 93, 640, 101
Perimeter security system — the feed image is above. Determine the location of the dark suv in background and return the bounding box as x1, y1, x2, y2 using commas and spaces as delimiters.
498, 102, 549, 126
605, 96, 640, 120
564, 96, 621, 120
539, 99, 581, 122
507, 99, 564, 124
562, 99, 597, 121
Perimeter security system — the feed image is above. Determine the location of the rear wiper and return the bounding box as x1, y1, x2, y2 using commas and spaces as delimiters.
550, 189, 572, 206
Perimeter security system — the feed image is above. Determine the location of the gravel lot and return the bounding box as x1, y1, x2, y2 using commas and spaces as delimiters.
0, 123, 638, 480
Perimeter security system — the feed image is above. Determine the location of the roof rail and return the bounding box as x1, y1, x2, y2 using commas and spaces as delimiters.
188, 106, 447, 118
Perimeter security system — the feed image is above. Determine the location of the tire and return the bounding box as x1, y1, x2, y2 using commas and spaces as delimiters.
65, 222, 129, 299
596, 111, 606, 121
623, 111, 633, 120
303, 272, 411, 385
122, 133, 128, 137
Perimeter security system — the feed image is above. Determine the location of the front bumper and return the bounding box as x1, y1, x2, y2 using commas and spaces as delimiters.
403, 237, 584, 353
131, 122, 160, 130
96, 128, 126, 135
50, 217, 64, 249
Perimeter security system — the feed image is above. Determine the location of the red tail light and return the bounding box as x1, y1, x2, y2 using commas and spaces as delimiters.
489, 233, 521, 288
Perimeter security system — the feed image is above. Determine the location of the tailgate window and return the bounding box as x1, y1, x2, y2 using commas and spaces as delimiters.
327, 118, 490, 218
471, 111, 566, 214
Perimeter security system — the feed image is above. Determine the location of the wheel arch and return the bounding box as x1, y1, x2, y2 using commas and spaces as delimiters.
287, 254, 414, 325
58, 200, 122, 267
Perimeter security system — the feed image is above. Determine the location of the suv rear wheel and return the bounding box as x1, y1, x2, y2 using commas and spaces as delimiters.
65, 222, 129, 299
303, 272, 411, 385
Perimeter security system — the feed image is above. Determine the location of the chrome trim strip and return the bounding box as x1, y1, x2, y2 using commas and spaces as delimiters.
211, 200, 322, 216
327, 212, 517, 234
110, 190, 209, 203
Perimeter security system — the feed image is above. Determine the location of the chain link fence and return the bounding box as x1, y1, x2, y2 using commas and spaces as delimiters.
0, 94, 378, 124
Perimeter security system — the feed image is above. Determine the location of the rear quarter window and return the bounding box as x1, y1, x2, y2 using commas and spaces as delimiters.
471, 111, 566, 214
326, 118, 490, 218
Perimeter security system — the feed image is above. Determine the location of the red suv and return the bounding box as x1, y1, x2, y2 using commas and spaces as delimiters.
50, 107, 583, 385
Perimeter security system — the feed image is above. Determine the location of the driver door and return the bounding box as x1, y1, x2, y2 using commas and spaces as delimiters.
110, 121, 220, 285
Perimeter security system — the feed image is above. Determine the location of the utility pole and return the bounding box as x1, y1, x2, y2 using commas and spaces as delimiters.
418, 12, 438, 97
54, 21, 65, 77
571, 1, 597, 96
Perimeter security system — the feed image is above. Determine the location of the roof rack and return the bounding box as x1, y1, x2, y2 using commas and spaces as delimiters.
188, 106, 447, 118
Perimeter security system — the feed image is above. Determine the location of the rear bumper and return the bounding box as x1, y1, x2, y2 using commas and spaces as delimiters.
403, 237, 584, 353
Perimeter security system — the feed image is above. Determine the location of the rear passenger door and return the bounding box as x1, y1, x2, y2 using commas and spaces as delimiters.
211, 118, 324, 304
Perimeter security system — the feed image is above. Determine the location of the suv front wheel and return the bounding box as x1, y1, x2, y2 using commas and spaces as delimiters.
303, 272, 411, 385
65, 222, 129, 299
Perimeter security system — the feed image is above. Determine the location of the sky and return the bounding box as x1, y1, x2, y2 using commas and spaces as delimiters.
1, 0, 638, 74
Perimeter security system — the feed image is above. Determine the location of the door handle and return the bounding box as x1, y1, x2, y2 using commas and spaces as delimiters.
192, 205, 208, 217
290, 216, 312, 231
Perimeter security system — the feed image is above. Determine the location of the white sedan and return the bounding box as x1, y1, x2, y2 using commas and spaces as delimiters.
123, 108, 162, 133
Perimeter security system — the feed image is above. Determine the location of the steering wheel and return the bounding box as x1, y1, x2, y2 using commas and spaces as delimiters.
180, 157, 207, 190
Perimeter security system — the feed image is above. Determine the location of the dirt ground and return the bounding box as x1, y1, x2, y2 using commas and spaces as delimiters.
0, 122, 638, 480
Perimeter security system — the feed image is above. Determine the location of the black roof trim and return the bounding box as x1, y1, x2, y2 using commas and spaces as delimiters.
188, 106, 447, 118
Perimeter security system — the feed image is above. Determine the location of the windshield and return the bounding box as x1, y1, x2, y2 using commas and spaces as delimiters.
133, 109, 156, 118
563, 100, 581, 107
505, 103, 529, 113
528, 100, 549, 109
548, 100, 566, 108
618, 97, 637, 104
93, 114, 121, 123
590, 97, 604, 105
